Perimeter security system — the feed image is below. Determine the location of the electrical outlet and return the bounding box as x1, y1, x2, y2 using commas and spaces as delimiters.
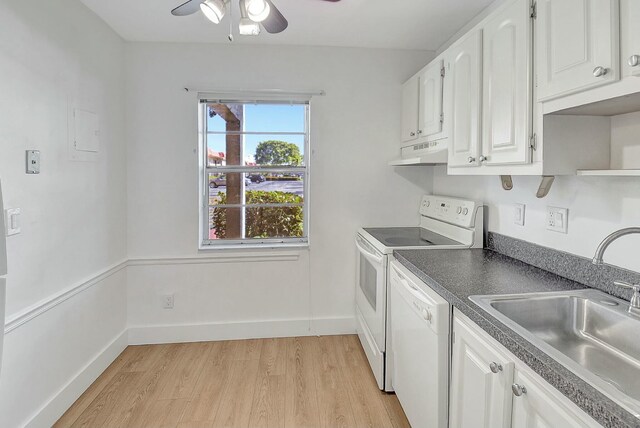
546, 207, 568, 234
514, 204, 525, 226
162, 294, 174, 309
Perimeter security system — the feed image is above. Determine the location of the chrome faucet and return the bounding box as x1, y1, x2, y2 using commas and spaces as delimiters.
592, 227, 640, 265
592, 227, 640, 315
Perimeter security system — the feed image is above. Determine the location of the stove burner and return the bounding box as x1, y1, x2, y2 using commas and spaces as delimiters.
363, 227, 461, 248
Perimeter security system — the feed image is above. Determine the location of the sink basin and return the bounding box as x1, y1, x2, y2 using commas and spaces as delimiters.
470, 289, 640, 416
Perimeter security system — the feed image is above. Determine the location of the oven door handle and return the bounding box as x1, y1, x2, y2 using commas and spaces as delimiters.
355, 237, 384, 265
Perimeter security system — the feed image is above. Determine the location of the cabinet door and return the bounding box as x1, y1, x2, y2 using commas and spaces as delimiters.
511, 367, 601, 428
448, 30, 483, 168
450, 315, 514, 428
537, 0, 619, 100
482, 0, 532, 166
621, 0, 640, 78
418, 59, 444, 138
401, 75, 419, 143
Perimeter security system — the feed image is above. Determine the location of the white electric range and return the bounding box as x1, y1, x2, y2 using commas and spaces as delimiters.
355, 194, 483, 391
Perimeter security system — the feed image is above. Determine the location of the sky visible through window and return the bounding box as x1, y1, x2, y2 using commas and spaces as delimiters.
207, 104, 305, 164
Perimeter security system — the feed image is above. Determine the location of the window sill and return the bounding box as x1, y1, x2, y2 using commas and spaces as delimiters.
129, 248, 305, 267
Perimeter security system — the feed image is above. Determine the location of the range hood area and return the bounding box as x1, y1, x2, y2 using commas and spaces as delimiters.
389, 138, 448, 166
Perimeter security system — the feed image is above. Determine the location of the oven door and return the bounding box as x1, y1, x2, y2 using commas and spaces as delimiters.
355, 235, 387, 354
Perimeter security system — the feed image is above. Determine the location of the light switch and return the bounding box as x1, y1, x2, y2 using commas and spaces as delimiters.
5, 208, 21, 236
514, 204, 525, 226
26, 150, 40, 174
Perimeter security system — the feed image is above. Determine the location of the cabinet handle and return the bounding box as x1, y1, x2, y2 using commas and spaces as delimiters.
629, 55, 640, 67
410, 132, 416, 137
512, 383, 527, 397
593, 66, 608, 77
489, 362, 503, 373
467, 156, 476, 163
479, 155, 488, 163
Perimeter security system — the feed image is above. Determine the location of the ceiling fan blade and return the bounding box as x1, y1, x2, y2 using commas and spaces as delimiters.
262, 0, 288, 34
171, 0, 202, 16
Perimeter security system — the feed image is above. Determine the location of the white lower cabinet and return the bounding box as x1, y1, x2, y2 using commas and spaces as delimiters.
450, 310, 602, 428
450, 311, 514, 428
511, 366, 599, 428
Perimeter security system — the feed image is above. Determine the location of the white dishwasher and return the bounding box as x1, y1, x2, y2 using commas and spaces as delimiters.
389, 260, 450, 428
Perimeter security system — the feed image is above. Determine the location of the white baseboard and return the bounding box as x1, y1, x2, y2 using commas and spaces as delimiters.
128, 317, 356, 345
25, 329, 128, 428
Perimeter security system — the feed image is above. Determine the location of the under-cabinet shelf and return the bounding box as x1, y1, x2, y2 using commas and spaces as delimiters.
576, 169, 640, 176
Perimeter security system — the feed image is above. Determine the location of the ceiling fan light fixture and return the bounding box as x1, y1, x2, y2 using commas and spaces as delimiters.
239, 17, 261, 35
246, 0, 271, 23
200, 0, 226, 23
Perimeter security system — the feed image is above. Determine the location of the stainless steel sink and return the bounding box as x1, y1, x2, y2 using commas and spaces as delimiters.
470, 289, 640, 416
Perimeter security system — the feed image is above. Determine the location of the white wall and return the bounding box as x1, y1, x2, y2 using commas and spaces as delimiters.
0, 1, 128, 426
125, 43, 434, 339
433, 167, 640, 273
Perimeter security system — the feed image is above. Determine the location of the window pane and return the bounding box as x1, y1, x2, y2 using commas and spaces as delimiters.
206, 103, 305, 134
208, 173, 304, 206
208, 206, 304, 240
207, 134, 305, 167
250, 135, 305, 167
207, 133, 243, 167
245, 173, 304, 200
245, 206, 304, 239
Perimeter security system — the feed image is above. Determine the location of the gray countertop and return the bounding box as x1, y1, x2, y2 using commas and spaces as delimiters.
394, 248, 640, 428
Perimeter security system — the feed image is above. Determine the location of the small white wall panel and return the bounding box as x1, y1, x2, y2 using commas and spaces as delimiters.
74, 109, 100, 153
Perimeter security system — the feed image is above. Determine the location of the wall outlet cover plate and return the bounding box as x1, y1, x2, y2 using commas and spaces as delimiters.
546, 206, 568, 234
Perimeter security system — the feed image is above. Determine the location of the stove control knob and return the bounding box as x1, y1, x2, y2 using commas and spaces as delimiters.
425, 200, 431, 207
456, 206, 462, 214
462, 208, 469, 215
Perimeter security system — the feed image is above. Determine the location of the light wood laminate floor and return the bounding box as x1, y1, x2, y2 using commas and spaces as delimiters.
55, 335, 410, 428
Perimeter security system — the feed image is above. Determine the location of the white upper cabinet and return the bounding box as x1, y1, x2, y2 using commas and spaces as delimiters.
450, 314, 514, 428
482, 0, 533, 166
419, 59, 446, 139
401, 75, 420, 143
448, 30, 483, 168
621, 0, 640, 78
536, 0, 619, 101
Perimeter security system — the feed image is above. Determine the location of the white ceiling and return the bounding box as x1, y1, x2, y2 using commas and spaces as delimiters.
80, 0, 494, 50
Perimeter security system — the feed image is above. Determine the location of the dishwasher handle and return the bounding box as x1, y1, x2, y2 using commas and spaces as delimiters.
390, 264, 437, 306
390, 264, 437, 323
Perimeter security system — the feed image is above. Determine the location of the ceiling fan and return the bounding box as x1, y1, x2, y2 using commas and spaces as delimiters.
171, 0, 341, 38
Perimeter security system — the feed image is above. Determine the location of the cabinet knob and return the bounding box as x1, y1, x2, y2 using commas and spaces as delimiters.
417, 130, 423, 135
629, 55, 640, 67
489, 362, 503, 373
410, 132, 416, 137
467, 156, 476, 163
479, 155, 488, 162
593, 66, 608, 77
512, 383, 527, 397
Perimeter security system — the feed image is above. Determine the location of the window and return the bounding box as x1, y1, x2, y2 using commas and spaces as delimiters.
199, 99, 309, 248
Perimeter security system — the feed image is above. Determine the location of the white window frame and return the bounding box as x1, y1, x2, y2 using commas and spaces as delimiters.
198, 98, 310, 250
